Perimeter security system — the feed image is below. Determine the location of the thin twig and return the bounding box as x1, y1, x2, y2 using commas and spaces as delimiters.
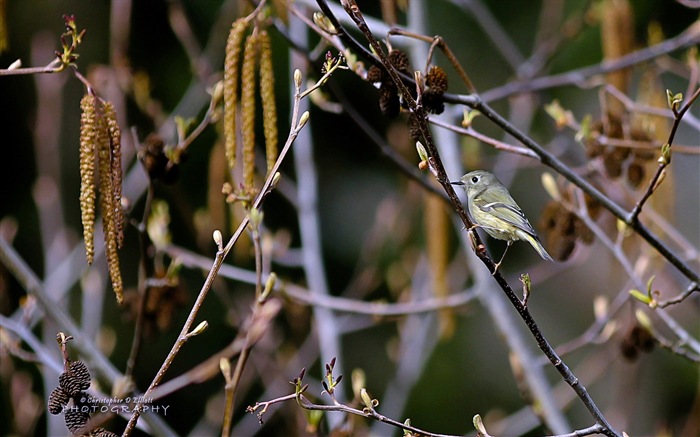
221, 217, 265, 436
629, 87, 700, 220
429, 116, 538, 158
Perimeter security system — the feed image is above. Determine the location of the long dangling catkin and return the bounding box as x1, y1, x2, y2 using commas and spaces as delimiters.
79, 95, 97, 264
95, 103, 123, 303
240, 31, 259, 193
258, 30, 278, 174
223, 19, 248, 170
103, 102, 123, 248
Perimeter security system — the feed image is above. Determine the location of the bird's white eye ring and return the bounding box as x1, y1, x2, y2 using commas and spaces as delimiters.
471, 176, 479, 183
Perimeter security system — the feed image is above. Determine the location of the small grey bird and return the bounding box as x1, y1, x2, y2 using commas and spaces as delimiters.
451, 170, 553, 271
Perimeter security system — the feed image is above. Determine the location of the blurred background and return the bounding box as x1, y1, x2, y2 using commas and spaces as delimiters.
0, 0, 698, 436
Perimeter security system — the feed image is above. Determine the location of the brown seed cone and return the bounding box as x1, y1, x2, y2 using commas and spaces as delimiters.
388, 49, 410, 73
603, 148, 623, 178
258, 30, 278, 174
378, 84, 400, 118
425, 65, 448, 94
48, 387, 69, 414
573, 215, 595, 245
626, 158, 646, 188
224, 19, 248, 170
79, 95, 97, 264
407, 113, 422, 143
70, 360, 91, 390
584, 193, 603, 220
64, 407, 90, 434
59, 372, 83, 397
539, 201, 561, 232
547, 231, 576, 262
366, 65, 383, 83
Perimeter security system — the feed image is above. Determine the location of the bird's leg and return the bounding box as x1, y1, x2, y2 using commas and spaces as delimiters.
492, 240, 513, 275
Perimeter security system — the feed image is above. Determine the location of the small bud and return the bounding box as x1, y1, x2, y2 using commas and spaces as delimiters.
593, 296, 608, 320
351, 368, 366, 400
541, 172, 560, 201
629, 289, 652, 305
211, 80, 224, 106
665, 89, 683, 112
657, 144, 671, 165
213, 230, 223, 250
575, 114, 592, 143
544, 100, 573, 129
294, 69, 302, 88
220, 357, 232, 382
260, 272, 277, 302
461, 109, 481, 128
8, 59, 22, 70
270, 172, 281, 189
519, 273, 531, 305
313, 12, 338, 35
189, 320, 209, 337
298, 111, 310, 128
415, 141, 428, 162
473, 414, 491, 437
403, 419, 412, 435
652, 168, 667, 192
249, 207, 264, 228
306, 410, 324, 431
360, 388, 373, 409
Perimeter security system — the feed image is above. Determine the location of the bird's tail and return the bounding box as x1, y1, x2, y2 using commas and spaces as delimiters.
523, 233, 554, 262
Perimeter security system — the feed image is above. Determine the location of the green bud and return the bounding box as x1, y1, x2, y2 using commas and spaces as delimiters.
260, 272, 277, 302
249, 207, 264, 228
220, 357, 232, 382
666, 89, 683, 112
313, 12, 338, 35
462, 109, 481, 127
658, 143, 671, 165
298, 111, 310, 128
294, 69, 302, 88
415, 141, 428, 162
629, 289, 652, 305
188, 320, 209, 337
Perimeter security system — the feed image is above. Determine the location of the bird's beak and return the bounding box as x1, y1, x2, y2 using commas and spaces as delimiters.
450, 181, 464, 186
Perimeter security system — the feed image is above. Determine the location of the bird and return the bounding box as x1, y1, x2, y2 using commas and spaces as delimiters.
451, 170, 553, 273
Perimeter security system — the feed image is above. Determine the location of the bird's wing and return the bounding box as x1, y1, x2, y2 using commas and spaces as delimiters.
474, 198, 538, 237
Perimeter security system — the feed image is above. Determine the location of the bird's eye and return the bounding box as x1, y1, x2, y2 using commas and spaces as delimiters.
471, 176, 479, 183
